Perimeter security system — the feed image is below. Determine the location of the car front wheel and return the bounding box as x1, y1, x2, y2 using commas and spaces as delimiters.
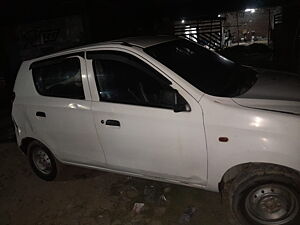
224, 165, 300, 225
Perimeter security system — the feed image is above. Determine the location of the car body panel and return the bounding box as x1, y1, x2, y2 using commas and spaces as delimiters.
85, 47, 207, 185
201, 95, 300, 191
12, 56, 107, 166
238, 68, 300, 101
234, 68, 300, 114
233, 98, 300, 115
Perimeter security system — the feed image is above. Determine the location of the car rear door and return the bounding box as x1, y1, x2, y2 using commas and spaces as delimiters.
86, 49, 207, 185
27, 54, 106, 166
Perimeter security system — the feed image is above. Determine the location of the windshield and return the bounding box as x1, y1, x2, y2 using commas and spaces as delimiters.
144, 39, 257, 97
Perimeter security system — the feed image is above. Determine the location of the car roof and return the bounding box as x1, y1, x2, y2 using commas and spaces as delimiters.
30, 36, 178, 62
79, 35, 178, 49
110, 36, 178, 48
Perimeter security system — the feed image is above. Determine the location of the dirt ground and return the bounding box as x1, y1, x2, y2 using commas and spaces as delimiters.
0, 142, 230, 225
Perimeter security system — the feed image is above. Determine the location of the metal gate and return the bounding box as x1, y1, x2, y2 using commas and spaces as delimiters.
174, 18, 223, 50
274, 13, 283, 27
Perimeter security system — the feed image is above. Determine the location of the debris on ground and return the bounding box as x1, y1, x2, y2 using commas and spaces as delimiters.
179, 207, 197, 224
0, 143, 230, 225
159, 194, 168, 205
110, 182, 139, 200
143, 184, 171, 205
132, 202, 145, 214
144, 185, 157, 204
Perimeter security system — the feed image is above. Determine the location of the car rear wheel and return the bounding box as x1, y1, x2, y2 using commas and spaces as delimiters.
223, 165, 300, 225
28, 141, 57, 181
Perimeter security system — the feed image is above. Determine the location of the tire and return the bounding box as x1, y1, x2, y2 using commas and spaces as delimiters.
28, 141, 58, 181
223, 165, 300, 225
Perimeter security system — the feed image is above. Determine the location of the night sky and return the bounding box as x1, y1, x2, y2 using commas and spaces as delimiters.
1, 0, 283, 25
0, 0, 293, 81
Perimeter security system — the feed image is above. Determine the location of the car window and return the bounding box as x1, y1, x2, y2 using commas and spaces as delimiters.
145, 39, 257, 97
32, 57, 85, 99
90, 51, 177, 109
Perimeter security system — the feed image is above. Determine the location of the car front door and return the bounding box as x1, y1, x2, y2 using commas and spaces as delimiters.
87, 50, 207, 185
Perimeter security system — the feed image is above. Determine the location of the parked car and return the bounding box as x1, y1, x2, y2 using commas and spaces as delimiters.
12, 36, 300, 225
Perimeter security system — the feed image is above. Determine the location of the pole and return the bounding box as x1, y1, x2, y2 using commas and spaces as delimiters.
268, 8, 271, 46
236, 11, 239, 45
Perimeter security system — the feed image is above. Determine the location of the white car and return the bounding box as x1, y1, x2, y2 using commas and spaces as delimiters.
12, 36, 300, 225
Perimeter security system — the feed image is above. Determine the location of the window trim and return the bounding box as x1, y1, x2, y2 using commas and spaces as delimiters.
97, 98, 177, 111
30, 52, 84, 70
32, 56, 86, 100
87, 51, 172, 86
89, 50, 179, 110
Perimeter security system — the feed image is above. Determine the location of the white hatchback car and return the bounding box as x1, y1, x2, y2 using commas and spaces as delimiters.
12, 36, 300, 225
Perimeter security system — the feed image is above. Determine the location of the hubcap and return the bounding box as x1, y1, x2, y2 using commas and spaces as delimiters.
245, 184, 299, 225
32, 148, 52, 175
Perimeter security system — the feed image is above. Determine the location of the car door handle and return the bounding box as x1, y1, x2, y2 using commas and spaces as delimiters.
36, 111, 46, 117
105, 120, 120, 127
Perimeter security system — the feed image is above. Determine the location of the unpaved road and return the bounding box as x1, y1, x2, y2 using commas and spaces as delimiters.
0, 142, 229, 225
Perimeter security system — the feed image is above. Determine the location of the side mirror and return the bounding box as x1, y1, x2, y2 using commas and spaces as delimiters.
171, 90, 191, 113
174, 102, 191, 113
160, 88, 191, 113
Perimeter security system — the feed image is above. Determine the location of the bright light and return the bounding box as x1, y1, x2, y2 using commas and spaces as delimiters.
17, 127, 21, 135
245, 8, 256, 13
218, 14, 221, 17
181, 19, 185, 24
68, 103, 77, 109
250, 116, 263, 127
184, 26, 197, 42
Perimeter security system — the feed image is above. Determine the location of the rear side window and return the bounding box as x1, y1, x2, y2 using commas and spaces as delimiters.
32, 57, 85, 99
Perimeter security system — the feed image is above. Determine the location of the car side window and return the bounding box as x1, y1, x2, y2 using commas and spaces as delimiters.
32, 57, 85, 100
91, 51, 178, 109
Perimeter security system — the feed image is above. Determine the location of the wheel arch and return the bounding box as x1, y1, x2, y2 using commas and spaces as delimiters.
219, 162, 300, 193
20, 137, 36, 154
20, 137, 55, 157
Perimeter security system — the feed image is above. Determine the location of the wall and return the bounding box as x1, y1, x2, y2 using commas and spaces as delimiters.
16, 15, 85, 60
222, 7, 281, 44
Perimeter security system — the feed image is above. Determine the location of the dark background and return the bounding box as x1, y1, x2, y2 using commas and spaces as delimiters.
0, 0, 299, 89
1, 2, 300, 224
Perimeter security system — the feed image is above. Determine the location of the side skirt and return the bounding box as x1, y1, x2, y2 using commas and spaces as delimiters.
61, 160, 210, 191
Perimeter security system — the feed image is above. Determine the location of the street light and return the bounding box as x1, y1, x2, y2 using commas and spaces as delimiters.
245, 8, 256, 13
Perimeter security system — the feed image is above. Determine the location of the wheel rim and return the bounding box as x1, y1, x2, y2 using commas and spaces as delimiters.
245, 184, 299, 225
32, 148, 52, 175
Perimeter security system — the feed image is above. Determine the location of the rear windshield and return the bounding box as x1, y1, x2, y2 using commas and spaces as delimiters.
144, 39, 257, 97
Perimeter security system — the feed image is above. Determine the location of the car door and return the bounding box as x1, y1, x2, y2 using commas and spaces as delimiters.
27, 54, 106, 166
87, 50, 207, 185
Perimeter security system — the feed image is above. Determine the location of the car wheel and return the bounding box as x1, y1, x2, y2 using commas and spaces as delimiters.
224, 165, 300, 225
28, 141, 57, 181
